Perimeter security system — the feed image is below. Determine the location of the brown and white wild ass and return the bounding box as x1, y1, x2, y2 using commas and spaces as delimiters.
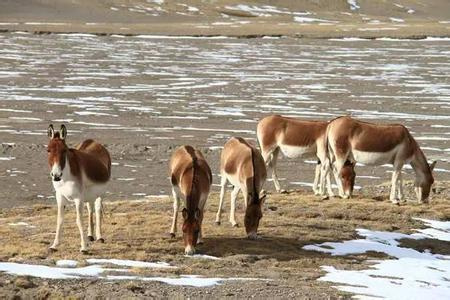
47, 124, 111, 253
325, 116, 436, 203
215, 137, 267, 239
257, 115, 355, 198
169, 145, 212, 255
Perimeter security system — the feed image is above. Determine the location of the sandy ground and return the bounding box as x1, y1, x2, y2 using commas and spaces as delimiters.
0, 0, 449, 38
0, 187, 448, 298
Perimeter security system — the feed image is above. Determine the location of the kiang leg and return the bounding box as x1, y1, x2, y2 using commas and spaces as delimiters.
170, 186, 180, 237
95, 197, 104, 242
229, 186, 240, 227
86, 201, 94, 241
50, 192, 65, 251
215, 175, 227, 225
75, 198, 88, 253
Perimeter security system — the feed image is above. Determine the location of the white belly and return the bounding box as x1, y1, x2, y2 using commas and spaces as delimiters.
226, 173, 241, 188
279, 144, 315, 159
352, 149, 397, 166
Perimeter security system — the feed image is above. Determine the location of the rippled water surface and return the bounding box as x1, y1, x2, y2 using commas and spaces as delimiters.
0, 33, 448, 205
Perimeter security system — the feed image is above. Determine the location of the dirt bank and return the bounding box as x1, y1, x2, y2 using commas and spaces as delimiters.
0, 0, 449, 38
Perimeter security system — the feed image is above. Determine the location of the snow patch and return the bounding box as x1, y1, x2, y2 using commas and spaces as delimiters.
8, 222, 35, 228
86, 258, 175, 269
304, 218, 450, 299
0, 259, 265, 287
56, 260, 78, 267
186, 254, 221, 260
347, 0, 360, 11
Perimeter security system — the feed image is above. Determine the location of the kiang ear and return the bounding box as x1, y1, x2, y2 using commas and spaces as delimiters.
182, 208, 188, 220
430, 161, 437, 172
60, 124, 67, 140
47, 124, 55, 139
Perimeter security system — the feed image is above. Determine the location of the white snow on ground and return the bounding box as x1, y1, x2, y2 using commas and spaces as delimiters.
8, 222, 35, 227
320, 258, 450, 300
56, 260, 78, 267
347, 0, 360, 11
0, 263, 107, 279
186, 254, 221, 260
413, 218, 450, 241
224, 5, 310, 17
303, 219, 450, 299
0, 157, 15, 161
0, 259, 265, 287
390, 17, 404, 23
86, 258, 175, 269
294, 17, 337, 23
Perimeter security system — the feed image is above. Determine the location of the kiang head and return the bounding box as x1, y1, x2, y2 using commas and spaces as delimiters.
181, 208, 201, 255
244, 192, 266, 240
415, 161, 436, 203
340, 160, 356, 198
47, 124, 68, 182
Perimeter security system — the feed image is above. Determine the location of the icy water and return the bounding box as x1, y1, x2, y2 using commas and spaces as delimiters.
0, 33, 449, 206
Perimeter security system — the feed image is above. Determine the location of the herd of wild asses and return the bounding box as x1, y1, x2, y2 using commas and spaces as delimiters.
46, 115, 436, 255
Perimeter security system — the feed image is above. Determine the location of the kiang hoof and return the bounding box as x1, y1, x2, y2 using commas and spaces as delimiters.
48, 247, 57, 253
169, 233, 176, 238
215, 221, 221, 226
232, 223, 239, 228
87, 235, 95, 242
80, 249, 89, 255
197, 240, 204, 245
321, 195, 329, 200
97, 238, 105, 243
280, 189, 288, 194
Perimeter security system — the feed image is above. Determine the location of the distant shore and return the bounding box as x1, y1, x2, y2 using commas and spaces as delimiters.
1, 22, 449, 39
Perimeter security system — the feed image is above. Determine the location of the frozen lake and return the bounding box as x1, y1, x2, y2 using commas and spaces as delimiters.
0, 33, 448, 206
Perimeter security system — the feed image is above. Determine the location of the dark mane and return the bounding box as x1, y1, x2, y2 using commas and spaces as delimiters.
250, 147, 259, 205
184, 145, 199, 214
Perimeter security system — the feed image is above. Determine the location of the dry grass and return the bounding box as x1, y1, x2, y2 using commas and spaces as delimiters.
0, 185, 448, 298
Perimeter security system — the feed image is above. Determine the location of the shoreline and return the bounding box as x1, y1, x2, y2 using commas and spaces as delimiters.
1, 22, 449, 39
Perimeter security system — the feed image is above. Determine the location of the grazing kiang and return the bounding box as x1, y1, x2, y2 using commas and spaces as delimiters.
257, 115, 355, 198
215, 137, 267, 239
169, 145, 212, 255
47, 124, 111, 253
325, 116, 436, 203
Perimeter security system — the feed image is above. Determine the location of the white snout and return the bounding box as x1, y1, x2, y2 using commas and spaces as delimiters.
51, 164, 62, 180
185, 245, 195, 256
